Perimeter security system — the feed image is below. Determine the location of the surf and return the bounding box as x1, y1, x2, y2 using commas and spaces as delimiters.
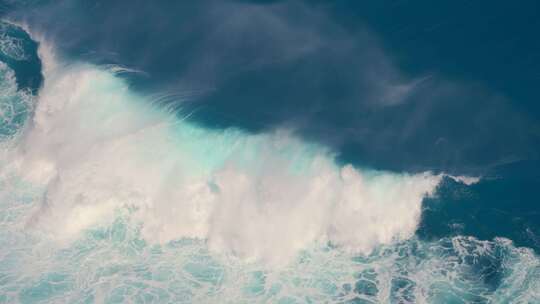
1, 35, 447, 266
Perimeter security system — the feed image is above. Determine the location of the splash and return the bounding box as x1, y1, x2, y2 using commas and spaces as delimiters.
0, 38, 448, 266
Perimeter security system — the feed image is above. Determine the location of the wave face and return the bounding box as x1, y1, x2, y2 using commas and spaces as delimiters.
0, 9, 539, 304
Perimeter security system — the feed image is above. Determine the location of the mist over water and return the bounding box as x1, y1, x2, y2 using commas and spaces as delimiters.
12, 0, 540, 175
0, 1, 539, 303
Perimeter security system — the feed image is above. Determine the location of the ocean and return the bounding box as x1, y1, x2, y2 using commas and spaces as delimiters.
0, 1, 539, 303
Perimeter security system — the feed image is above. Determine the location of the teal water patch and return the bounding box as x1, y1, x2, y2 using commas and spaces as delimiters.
420, 176, 540, 254
0, 62, 32, 140
0, 21, 42, 93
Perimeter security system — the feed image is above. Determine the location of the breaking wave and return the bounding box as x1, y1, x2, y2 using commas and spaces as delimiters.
5, 39, 443, 265
0, 24, 537, 304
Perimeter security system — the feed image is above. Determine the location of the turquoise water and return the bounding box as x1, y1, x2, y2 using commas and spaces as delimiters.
1, 178, 538, 303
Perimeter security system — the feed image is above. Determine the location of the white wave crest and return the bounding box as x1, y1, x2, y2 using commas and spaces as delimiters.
1, 39, 449, 266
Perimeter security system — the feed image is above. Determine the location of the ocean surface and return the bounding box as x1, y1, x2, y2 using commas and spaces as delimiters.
0, 1, 539, 303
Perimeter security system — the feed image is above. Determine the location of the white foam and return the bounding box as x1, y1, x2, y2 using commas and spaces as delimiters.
448, 175, 481, 185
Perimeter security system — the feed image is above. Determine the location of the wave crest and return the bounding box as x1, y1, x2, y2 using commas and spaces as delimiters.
0, 41, 451, 265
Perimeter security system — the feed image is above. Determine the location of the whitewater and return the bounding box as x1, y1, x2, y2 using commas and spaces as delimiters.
0, 23, 538, 303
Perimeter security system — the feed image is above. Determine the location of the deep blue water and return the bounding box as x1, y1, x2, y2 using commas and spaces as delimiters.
0, 1, 539, 303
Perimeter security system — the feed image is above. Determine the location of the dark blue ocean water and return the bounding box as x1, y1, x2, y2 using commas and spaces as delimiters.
0, 1, 539, 303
